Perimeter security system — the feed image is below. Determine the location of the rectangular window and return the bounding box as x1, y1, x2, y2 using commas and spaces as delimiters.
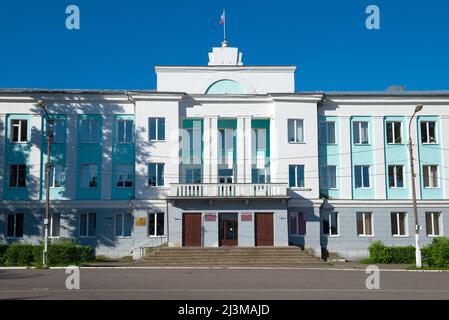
9, 164, 26, 188
49, 165, 63, 188
357, 212, 373, 236
50, 213, 60, 238
117, 119, 134, 143
289, 212, 306, 236
218, 128, 234, 164
149, 117, 165, 141
80, 118, 99, 143
6, 213, 24, 238
288, 119, 304, 143
320, 165, 337, 189
115, 165, 133, 188
252, 168, 270, 184
388, 165, 404, 188
80, 213, 96, 237
185, 168, 202, 184
11, 119, 28, 142
148, 163, 164, 186
426, 212, 441, 237
421, 121, 437, 144
423, 165, 439, 188
289, 165, 305, 188
115, 213, 133, 237
323, 212, 339, 236
391, 212, 407, 236
49, 119, 64, 144
319, 121, 336, 144
354, 165, 370, 188
80, 164, 98, 188
353, 121, 369, 145
386, 121, 402, 144
148, 212, 164, 236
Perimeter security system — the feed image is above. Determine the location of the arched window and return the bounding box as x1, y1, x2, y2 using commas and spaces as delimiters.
205, 79, 246, 95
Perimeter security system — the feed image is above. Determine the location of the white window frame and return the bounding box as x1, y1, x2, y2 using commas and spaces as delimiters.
426, 212, 443, 237
116, 119, 134, 144
114, 213, 132, 238
80, 118, 99, 143
289, 212, 306, 236
386, 121, 403, 144
324, 212, 339, 237
320, 165, 338, 190
79, 213, 96, 238
6, 213, 24, 239
388, 165, 405, 189
423, 165, 439, 188
148, 212, 165, 237
288, 119, 304, 143
289, 165, 305, 188
80, 164, 98, 189
353, 121, 370, 145
354, 165, 371, 189
319, 121, 336, 144
391, 212, 409, 237
11, 119, 28, 143
49, 213, 61, 238
49, 165, 63, 188
421, 121, 437, 144
356, 212, 374, 237
148, 117, 165, 141
148, 163, 165, 187
115, 164, 134, 188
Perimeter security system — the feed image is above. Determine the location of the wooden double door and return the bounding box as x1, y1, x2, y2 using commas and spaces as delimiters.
255, 213, 274, 246
182, 213, 202, 246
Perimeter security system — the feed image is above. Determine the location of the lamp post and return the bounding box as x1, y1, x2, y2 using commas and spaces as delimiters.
408, 104, 423, 268
37, 99, 52, 268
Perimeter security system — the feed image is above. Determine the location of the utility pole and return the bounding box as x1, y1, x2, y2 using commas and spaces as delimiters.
37, 99, 52, 268
408, 104, 423, 268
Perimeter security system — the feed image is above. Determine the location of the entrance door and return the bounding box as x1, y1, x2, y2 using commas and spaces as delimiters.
255, 213, 274, 246
183, 213, 202, 246
219, 213, 238, 246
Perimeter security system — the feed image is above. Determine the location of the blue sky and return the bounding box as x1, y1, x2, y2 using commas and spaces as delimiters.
0, 0, 448, 91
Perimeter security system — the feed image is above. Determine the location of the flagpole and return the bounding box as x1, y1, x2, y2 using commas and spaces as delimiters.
223, 9, 226, 42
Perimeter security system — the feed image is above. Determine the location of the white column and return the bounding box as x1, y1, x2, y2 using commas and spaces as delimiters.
203, 116, 218, 183
340, 116, 352, 199
441, 116, 449, 199
373, 116, 386, 199
236, 117, 245, 183
28, 115, 42, 200
0, 115, 5, 199
101, 115, 113, 200
269, 116, 277, 184
65, 114, 77, 199
244, 117, 252, 183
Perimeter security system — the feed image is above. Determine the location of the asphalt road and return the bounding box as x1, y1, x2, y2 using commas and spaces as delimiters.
0, 268, 449, 300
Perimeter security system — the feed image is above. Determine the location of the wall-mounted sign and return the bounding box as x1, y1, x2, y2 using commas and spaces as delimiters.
135, 217, 147, 226
205, 213, 217, 222
241, 213, 252, 221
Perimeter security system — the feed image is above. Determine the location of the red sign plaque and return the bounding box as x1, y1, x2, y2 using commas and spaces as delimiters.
205, 213, 217, 222
241, 213, 252, 221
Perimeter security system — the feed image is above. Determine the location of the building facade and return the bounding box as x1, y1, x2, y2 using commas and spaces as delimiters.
0, 43, 448, 259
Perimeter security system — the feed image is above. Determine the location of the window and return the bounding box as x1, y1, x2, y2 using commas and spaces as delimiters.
148, 163, 164, 186
323, 212, 339, 236
423, 165, 439, 188
288, 119, 304, 143
218, 128, 234, 164
252, 128, 266, 150
319, 121, 336, 144
149, 117, 165, 141
320, 165, 337, 189
11, 119, 28, 142
357, 212, 373, 236
115, 213, 133, 237
80, 164, 98, 188
80, 213, 96, 237
49, 119, 64, 144
386, 121, 402, 144
185, 168, 202, 184
148, 212, 164, 236
388, 165, 404, 188
6, 213, 24, 238
289, 165, 305, 188
289, 212, 306, 236
115, 165, 133, 188
391, 212, 407, 236
218, 169, 234, 183
421, 121, 437, 144
354, 165, 370, 188
50, 213, 60, 238
117, 119, 133, 143
9, 164, 26, 188
426, 212, 442, 237
252, 168, 270, 184
49, 165, 63, 188
353, 121, 369, 145
80, 118, 99, 143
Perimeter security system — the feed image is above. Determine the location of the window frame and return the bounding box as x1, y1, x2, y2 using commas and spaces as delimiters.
289, 212, 306, 236
10, 119, 28, 143
354, 165, 371, 189
48, 118, 65, 144
9, 164, 27, 188
148, 163, 165, 187
289, 165, 305, 188
353, 121, 370, 145
49, 164, 64, 188
420, 121, 437, 144
116, 119, 134, 144
288, 119, 305, 144
319, 121, 336, 145
80, 118, 100, 144
386, 121, 403, 144
320, 165, 338, 190
6, 213, 24, 239
79, 213, 96, 238
422, 165, 439, 189
114, 213, 133, 238
148, 212, 165, 237
115, 164, 134, 188
49, 213, 61, 238
388, 165, 405, 189
356, 212, 374, 237
323, 212, 339, 237
391, 212, 409, 237
148, 117, 166, 141
425, 212, 442, 237
80, 164, 99, 189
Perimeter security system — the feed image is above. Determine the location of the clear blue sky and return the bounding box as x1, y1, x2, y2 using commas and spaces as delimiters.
0, 0, 448, 92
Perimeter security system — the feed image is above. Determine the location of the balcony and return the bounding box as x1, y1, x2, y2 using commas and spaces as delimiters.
168, 183, 289, 199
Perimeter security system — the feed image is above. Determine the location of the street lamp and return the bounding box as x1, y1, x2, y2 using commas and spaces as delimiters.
408, 104, 423, 268
37, 99, 52, 268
